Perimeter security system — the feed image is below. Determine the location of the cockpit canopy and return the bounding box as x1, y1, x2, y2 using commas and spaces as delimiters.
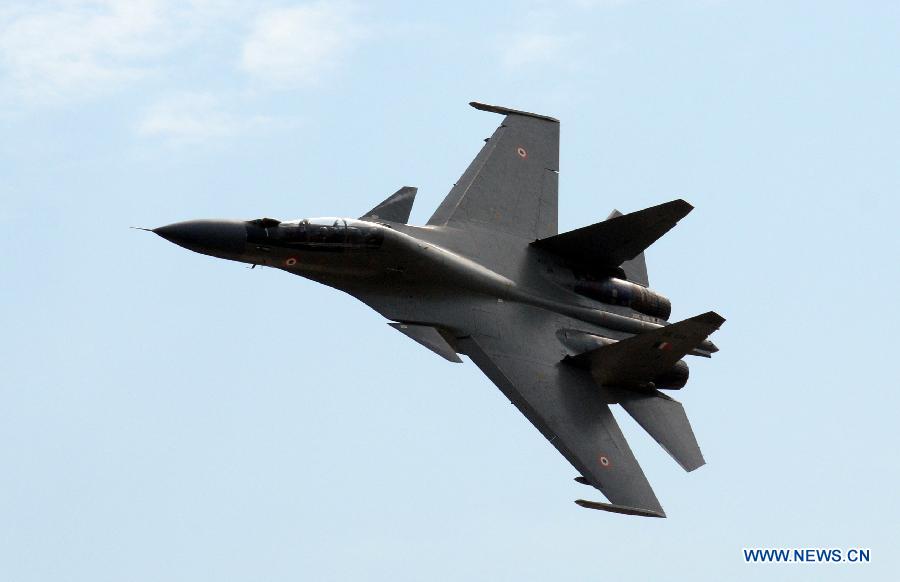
248, 217, 281, 228
246, 216, 383, 249
280, 217, 371, 228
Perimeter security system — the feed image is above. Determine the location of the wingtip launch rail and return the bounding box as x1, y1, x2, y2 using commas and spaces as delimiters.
468, 101, 560, 123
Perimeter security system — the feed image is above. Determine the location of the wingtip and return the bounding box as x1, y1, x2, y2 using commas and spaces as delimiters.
694, 311, 726, 328
709, 311, 727, 327
468, 101, 559, 123
667, 198, 694, 219
683, 458, 707, 473
675, 198, 694, 211
574, 499, 667, 518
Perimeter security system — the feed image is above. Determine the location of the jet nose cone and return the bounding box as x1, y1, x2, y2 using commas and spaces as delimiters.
154, 219, 247, 257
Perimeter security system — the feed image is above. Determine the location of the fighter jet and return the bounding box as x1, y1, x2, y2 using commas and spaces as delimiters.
152, 102, 724, 518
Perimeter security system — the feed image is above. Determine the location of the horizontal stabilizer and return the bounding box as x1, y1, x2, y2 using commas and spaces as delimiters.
619, 391, 705, 472
388, 322, 462, 363
574, 499, 666, 518
568, 312, 725, 388
361, 186, 417, 224
533, 199, 693, 271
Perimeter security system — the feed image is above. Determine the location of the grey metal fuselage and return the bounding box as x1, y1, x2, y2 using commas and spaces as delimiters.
155, 217, 706, 353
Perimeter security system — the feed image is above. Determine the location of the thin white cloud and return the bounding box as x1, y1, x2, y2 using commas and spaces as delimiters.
0, 1, 369, 108
499, 32, 576, 71
136, 92, 292, 145
571, 0, 638, 7
0, 0, 177, 103
0, 0, 371, 142
240, 1, 366, 86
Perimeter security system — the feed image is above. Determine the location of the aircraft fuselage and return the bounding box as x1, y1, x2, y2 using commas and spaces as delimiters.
154, 216, 716, 354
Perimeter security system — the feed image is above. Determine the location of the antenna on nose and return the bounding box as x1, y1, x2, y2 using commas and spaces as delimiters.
130, 226, 153, 232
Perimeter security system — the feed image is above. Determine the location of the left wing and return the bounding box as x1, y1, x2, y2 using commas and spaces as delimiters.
456, 302, 666, 517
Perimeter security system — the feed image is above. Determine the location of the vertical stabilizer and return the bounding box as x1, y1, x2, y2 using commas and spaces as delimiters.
607, 209, 649, 286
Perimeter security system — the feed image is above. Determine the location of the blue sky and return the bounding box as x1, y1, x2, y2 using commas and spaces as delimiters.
1, 1, 898, 580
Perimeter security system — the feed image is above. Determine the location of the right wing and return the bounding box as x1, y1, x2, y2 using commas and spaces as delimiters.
456, 302, 666, 517
426, 102, 559, 241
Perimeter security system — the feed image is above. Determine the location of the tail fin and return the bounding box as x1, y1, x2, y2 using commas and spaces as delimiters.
607, 209, 649, 286
532, 199, 692, 279
360, 186, 417, 223
618, 390, 705, 472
